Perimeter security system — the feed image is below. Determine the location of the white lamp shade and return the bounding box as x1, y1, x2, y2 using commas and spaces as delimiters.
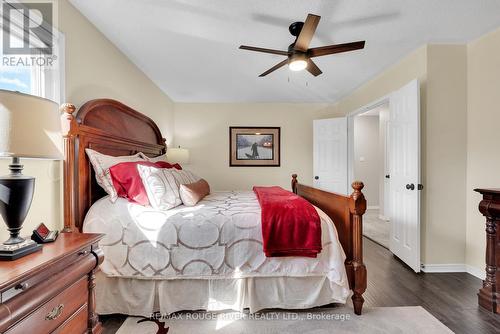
167, 147, 190, 165
0, 90, 62, 160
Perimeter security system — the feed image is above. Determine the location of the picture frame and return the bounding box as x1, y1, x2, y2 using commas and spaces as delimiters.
229, 127, 281, 167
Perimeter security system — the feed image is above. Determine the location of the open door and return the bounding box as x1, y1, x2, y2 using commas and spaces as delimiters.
388, 79, 421, 272
313, 117, 348, 195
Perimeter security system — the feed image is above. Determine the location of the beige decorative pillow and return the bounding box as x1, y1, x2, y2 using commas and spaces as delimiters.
171, 169, 200, 185
137, 165, 183, 210
179, 179, 210, 206
85, 149, 146, 202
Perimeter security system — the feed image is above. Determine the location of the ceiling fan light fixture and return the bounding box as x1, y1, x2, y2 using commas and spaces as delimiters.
240, 13, 365, 77
289, 53, 307, 71
289, 59, 307, 71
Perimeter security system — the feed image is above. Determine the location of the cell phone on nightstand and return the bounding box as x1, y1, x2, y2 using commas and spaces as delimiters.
32, 223, 59, 243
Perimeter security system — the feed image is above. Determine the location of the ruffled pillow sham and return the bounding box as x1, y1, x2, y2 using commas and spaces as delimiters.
85, 148, 146, 202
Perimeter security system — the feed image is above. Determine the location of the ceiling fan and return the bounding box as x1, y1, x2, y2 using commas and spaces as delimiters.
240, 14, 365, 77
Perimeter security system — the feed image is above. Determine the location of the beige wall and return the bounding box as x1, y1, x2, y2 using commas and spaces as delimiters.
354, 115, 380, 207
174, 103, 338, 191
59, 0, 175, 141
425, 45, 468, 265
0, 1, 174, 241
466, 27, 500, 270
335, 45, 468, 265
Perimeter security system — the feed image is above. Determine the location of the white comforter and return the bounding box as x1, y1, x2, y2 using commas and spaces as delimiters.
83, 191, 349, 290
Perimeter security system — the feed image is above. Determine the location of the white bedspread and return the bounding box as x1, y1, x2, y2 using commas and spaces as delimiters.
83, 191, 349, 291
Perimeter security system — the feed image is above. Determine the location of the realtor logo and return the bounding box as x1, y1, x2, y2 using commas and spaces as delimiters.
2, 1, 53, 55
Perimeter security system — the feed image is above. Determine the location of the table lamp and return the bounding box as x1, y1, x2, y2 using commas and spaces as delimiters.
0, 90, 62, 260
167, 146, 190, 165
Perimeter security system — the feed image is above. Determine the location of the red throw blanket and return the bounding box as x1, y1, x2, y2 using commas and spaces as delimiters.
253, 186, 322, 258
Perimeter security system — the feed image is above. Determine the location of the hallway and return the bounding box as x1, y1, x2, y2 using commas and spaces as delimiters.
363, 209, 390, 248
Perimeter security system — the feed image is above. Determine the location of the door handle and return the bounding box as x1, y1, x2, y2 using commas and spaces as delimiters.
314, 176, 319, 180
406, 183, 415, 190
385, 174, 390, 179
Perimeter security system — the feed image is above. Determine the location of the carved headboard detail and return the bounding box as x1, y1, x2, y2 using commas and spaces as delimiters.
61, 99, 166, 232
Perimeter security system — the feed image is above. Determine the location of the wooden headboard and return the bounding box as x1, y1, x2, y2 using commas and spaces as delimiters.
61, 99, 166, 232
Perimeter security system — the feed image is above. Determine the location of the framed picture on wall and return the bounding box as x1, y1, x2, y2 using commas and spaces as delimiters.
229, 127, 280, 167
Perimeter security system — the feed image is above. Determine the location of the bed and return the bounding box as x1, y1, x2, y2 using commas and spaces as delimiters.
60, 99, 367, 317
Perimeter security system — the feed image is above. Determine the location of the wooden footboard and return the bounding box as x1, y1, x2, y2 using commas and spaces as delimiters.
291, 174, 367, 315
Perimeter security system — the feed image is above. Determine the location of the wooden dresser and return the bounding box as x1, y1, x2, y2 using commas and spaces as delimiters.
0, 233, 104, 334
475, 188, 499, 314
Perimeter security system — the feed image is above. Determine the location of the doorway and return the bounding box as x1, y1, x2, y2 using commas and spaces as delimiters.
313, 80, 421, 272
345, 79, 421, 272
352, 103, 390, 248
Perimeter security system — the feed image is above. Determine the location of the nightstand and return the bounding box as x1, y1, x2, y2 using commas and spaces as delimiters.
0, 233, 104, 334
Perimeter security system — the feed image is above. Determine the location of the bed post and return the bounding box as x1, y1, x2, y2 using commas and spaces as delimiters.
349, 181, 367, 315
60, 103, 78, 233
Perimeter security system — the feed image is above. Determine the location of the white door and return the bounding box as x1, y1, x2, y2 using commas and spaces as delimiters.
313, 117, 348, 195
388, 79, 421, 272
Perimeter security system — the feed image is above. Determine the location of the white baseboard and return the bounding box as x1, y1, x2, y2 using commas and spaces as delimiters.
466, 265, 485, 280
421, 264, 466, 273
367, 206, 379, 210
420, 263, 485, 280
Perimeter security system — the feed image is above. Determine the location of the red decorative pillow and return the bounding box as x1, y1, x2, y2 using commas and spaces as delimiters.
110, 161, 176, 206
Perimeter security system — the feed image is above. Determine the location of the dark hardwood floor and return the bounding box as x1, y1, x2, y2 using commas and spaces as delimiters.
362, 238, 499, 334
100, 238, 500, 334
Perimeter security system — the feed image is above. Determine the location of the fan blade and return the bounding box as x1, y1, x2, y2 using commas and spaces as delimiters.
308, 41, 365, 57
239, 45, 289, 56
259, 59, 289, 77
307, 59, 322, 76
294, 14, 321, 52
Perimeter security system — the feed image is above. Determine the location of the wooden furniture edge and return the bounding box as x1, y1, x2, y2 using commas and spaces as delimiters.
0, 234, 103, 292
0, 234, 105, 333
292, 174, 367, 315
474, 188, 499, 314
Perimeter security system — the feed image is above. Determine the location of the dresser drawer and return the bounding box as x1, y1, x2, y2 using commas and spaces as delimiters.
1, 245, 92, 303
6, 277, 88, 334
51, 303, 88, 334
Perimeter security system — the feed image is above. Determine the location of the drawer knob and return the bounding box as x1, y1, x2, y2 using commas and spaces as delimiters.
45, 304, 64, 321
15, 282, 29, 291
78, 250, 89, 256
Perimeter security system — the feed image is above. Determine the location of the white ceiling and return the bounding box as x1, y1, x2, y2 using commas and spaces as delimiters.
70, 0, 500, 103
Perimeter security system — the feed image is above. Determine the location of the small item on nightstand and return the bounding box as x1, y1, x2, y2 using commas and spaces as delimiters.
32, 223, 59, 243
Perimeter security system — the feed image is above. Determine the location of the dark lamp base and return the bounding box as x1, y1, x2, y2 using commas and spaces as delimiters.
0, 157, 35, 247
0, 239, 42, 261
4, 235, 25, 245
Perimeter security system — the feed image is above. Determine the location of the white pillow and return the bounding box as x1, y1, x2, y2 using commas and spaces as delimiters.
85, 148, 146, 202
137, 165, 183, 210
137, 166, 201, 210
